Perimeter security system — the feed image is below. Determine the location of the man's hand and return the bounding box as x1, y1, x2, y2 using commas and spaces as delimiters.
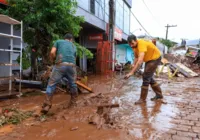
124, 72, 134, 79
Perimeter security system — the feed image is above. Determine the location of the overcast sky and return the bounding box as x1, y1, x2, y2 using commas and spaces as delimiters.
130, 0, 200, 42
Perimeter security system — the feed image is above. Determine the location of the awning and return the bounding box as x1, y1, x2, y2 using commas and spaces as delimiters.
0, 14, 21, 25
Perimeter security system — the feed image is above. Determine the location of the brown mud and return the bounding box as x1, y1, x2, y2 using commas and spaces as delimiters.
0, 74, 200, 140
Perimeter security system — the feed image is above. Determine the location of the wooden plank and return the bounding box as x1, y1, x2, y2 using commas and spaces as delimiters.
176, 63, 198, 77
76, 81, 93, 93
169, 63, 191, 78
169, 63, 198, 78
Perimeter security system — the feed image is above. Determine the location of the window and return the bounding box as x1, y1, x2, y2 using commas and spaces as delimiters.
78, 0, 106, 22
98, 0, 104, 20
105, 0, 109, 23
123, 4, 130, 34
92, 0, 104, 20
115, 0, 123, 30
90, 0, 95, 14
77, 0, 89, 11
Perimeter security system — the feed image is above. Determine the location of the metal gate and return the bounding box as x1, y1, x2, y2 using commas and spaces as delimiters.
96, 41, 115, 74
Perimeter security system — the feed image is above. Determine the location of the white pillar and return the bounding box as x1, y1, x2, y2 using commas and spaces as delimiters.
9, 24, 13, 93
19, 21, 23, 93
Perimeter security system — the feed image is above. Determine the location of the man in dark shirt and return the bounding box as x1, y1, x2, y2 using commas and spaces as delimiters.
41, 33, 78, 114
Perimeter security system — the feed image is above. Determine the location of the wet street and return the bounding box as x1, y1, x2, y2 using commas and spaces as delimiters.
0, 74, 200, 140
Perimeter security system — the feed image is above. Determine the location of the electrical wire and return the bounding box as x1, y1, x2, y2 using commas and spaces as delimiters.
114, 0, 152, 37
141, 0, 164, 30
130, 10, 152, 37
141, 0, 157, 23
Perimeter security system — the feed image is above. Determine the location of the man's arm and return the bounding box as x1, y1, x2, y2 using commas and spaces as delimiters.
132, 57, 138, 67
50, 47, 57, 63
130, 52, 144, 74
125, 52, 144, 79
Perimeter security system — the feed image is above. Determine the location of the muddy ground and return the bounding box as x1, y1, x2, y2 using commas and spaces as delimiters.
0, 74, 200, 140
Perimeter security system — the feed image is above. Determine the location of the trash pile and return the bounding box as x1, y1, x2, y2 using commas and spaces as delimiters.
157, 46, 200, 79
0, 108, 33, 126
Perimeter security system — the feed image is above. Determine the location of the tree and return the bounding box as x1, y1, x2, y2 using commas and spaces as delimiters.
0, 0, 93, 67
159, 39, 176, 48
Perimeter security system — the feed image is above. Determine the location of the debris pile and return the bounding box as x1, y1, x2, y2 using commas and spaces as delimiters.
77, 92, 120, 129
156, 46, 200, 78
164, 53, 198, 68
0, 108, 33, 126
88, 104, 120, 129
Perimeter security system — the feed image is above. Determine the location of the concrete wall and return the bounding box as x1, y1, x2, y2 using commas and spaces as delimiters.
0, 22, 21, 77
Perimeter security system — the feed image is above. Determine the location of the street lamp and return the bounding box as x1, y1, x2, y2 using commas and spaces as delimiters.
130, 28, 142, 35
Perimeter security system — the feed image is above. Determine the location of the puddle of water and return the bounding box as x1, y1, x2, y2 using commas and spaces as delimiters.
109, 76, 188, 139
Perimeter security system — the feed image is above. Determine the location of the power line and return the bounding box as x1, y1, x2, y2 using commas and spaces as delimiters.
141, 0, 164, 32
95, 0, 152, 38
141, 0, 158, 24
115, 0, 152, 37
130, 10, 152, 37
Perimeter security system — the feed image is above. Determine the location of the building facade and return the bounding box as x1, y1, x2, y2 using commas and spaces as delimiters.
0, 0, 132, 74
76, 0, 132, 72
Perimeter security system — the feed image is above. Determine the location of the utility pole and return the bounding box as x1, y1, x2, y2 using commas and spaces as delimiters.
165, 24, 177, 40
109, 0, 115, 71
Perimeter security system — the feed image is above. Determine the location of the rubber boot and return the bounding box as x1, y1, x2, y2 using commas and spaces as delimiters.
41, 94, 53, 114
63, 93, 78, 109
69, 94, 78, 107
135, 86, 148, 105
151, 83, 163, 101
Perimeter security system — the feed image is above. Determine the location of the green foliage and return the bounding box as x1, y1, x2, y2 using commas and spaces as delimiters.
16, 47, 31, 70
160, 39, 175, 48
0, 0, 93, 64
74, 42, 93, 59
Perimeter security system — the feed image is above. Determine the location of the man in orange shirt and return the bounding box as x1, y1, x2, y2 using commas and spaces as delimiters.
125, 35, 163, 104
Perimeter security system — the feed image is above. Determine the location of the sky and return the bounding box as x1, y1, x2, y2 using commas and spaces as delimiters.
130, 0, 200, 42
